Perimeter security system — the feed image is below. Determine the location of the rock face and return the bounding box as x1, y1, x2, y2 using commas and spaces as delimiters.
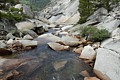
15, 4, 33, 18
97, 19, 120, 32
15, 21, 35, 31
94, 48, 120, 80
80, 45, 96, 60
111, 28, 120, 39
87, 7, 108, 22
94, 38, 120, 80
35, 0, 80, 24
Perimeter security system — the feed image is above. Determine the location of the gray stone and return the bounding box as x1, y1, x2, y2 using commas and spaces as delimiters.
22, 29, 38, 38
15, 21, 35, 31
6, 33, 15, 39
0, 41, 6, 48
97, 19, 120, 32
23, 34, 33, 40
80, 45, 96, 60
87, 7, 108, 22
94, 48, 120, 80
48, 42, 69, 51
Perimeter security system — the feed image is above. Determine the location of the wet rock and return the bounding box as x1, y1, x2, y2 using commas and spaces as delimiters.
94, 48, 120, 80
0, 49, 12, 56
48, 42, 69, 51
15, 21, 35, 31
53, 60, 67, 71
6, 33, 15, 39
80, 45, 96, 60
84, 77, 100, 80
23, 34, 33, 40
80, 70, 90, 77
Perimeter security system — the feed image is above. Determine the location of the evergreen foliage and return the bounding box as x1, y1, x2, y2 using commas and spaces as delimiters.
80, 26, 110, 42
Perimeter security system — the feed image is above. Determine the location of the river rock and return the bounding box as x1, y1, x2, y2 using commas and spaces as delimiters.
22, 29, 38, 38
23, 34, 33, 40
53, 60, 67, 71
60, 35, 81, 46
18, 40, 38, 47
15, 21, 35, 31
80, 45, 96, 60
48, 42, 69, 51
73, 47, 83, 54
36, 33, 62, 44
94, 48, 120, 80
80, 70, 90, 77
0, 41, 6, 48
7, 39, 14, 44
6, 33, 15, 39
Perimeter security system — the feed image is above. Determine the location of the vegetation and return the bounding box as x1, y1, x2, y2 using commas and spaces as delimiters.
0, 0, 30, 22
80, 26, 110, 42
79, 0, 119, 24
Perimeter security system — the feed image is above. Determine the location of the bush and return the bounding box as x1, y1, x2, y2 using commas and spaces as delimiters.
80, 26, 110, 42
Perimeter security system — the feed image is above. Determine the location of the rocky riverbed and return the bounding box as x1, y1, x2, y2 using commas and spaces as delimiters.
0, 0, 120, 80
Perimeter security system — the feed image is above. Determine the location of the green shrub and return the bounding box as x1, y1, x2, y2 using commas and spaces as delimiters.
80, 26, 110, 42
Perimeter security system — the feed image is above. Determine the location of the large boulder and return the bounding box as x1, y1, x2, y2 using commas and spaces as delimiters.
87, 7, 108, 22
80, 45, 96, 60
36, 33, 62, 44
15, 4, 33, 18
18, 40, 38, 47
101, 38, 120, 53
97, 19, 120, 32
15, 21, 35, 31
94, 48, 120, 80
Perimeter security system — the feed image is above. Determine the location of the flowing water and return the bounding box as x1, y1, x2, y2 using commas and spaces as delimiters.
4, 43, 95, 80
